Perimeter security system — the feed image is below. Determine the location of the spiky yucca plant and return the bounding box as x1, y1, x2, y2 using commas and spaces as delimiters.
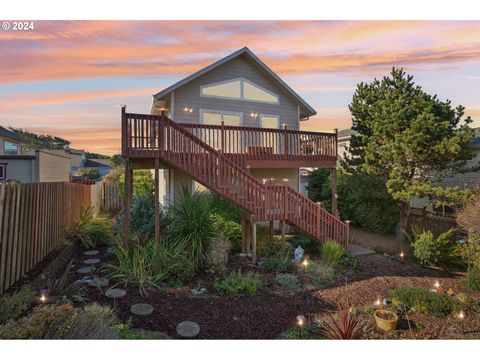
319, 310, 367, 339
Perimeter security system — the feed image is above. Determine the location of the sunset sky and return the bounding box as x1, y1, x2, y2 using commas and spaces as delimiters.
1, 20, 480, 155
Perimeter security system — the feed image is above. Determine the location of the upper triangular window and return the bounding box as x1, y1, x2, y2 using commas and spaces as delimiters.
200, 78, 279, 104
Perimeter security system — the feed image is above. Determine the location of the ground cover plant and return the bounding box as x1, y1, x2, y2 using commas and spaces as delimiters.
389, 286, 453, 318
0, 287, 34, 324
262, 256, 293, 273
275, 274, 301, 291
214, 270, 262, 295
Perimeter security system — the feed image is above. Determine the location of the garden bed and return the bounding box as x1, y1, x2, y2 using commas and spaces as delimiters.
66, 244, 480, 339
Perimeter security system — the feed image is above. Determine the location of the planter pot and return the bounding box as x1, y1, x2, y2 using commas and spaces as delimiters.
374, 310, 398, 331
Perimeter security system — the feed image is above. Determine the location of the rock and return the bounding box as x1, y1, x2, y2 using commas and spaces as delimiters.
131, 303, 154, 316
105, 288, 126, 299
167, 287, 191, 297
383, 298, 391, 305
83, 258, 101, 265
191, 287, 208, 296
84, 250, 100, 256
176, 321, 200, 339
76, 267, 94, 274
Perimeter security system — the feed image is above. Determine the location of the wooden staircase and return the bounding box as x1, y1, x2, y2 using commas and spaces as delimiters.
122, 112, 349, 248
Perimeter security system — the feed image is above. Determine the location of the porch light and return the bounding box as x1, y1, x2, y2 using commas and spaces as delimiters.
250, 112, 258, 119
183, 106, 193, 113
283, 178, 289, 182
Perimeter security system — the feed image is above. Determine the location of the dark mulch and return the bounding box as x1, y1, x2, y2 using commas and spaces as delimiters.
65, 245, 480, 339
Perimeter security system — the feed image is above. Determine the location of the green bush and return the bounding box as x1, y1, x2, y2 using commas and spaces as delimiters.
68, 207, 113, 249
117, 169, 155, 198
321, 240, 346, 266
275, 274, 302, 291
288, 236, 321, 254
463, 270, 480, 291
338, 252, 358, 268
262, 257, 293, 273
412, 229, 462, 269
0, 287, 34, 324
167, 186, 215, 268
210, 213, 242, 240
115, 194, 169, 238
389, 286, 453, 318
211, 193, 242, 222
214, 271, 262, 295
77, 167, 100, 180
309, 170, 399, 234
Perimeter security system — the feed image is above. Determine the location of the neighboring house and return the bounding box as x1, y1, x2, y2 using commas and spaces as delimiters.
84, 158, 112, 178
0, 126, 70, 183
48, 146, 86, 175
336, 127, 480, 211
150, 47, 322, 204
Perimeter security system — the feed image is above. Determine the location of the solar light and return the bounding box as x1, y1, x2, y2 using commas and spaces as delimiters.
302, 259, 308, 272
434, 280, 440, 289
296, 315, 306, 338
38, 289, 49, 304
400, 251, 404, 259
458, 311, 465, 320
375, 297, 381, 307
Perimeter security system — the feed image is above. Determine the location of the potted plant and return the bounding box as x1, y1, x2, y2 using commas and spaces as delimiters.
374, 309, 398, 331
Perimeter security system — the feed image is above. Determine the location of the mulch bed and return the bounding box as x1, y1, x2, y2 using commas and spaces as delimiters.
65, 245, 480, 339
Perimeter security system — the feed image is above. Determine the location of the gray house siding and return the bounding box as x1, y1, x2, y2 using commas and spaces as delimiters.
171, 56, 300, 129
1, 158, 34, 182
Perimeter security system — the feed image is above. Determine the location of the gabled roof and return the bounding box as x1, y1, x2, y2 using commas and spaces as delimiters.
0, 126, 25, 143
153, 47, 317, 118
85, 158, 111, 168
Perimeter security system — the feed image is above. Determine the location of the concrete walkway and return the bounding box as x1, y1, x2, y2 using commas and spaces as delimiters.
349, 243, 375, 256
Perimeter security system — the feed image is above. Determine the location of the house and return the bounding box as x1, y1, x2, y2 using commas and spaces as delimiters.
84, 158, 112, 178
121, 47, 349, 260
48, 146, 86, 176
0, 126, 70, 183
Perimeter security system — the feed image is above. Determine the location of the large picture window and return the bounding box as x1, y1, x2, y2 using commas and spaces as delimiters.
200, 78, 279, 104
4, 140, 19, 155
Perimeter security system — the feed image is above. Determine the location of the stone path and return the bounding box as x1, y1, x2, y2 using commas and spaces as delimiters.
349, 243, 375, 256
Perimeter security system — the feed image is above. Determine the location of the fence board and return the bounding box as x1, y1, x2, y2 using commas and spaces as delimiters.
102, 182, 123, 213
0, 182, 92, 295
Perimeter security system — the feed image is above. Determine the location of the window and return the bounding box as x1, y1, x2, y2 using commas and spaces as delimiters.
200, 78, 279, 104
260, 114, 280, 152
4, 140, 19, 155
200, 109, 242, 150
0, 164, 6, 180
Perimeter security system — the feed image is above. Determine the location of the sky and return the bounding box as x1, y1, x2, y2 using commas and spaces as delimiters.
1, 20, 480, 155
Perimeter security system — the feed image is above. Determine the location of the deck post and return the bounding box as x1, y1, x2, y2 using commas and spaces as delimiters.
281, 219, 286, 257
251, 215, 257, 264
332, 128, 339, 217
269, 221, 274, 243
124, 158, 133, 249
241, 215, 247, 254
154, 158, 160, 245
245, 215, 251, 255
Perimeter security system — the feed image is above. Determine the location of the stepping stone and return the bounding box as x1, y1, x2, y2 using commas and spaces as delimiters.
105, 288, 126, 299
349, 244, 375, 256
84, 250, 100, 256
176, 321, 200, 339
76, 267, 95, 274
83, 258, 101, 265
131, 303, 154, 316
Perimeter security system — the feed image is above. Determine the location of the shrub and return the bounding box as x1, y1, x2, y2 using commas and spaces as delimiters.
463, 270, 480, 291
338, 252, 358, 268
457, 189, 480, 235
214, 271, 262, 295
262, 257, 293, 273
258, 239, 284, 258
459, 235, 480, 271
47, 260, 87, 304
322, 240, 346, 266
67, 207, 113, 249
412, 229, 462, 269
167, 186, 215, 268
0, 304, 118, 339
210, 213, 242, 240
275, 274, 301, 291
0, 287, 34, 324
306, 261, 336, 288
77, 167, 100, 180
389, 287, 453, 318
211, 193, 242, 222
452, 293, 480, 313
288, 236, 321, 254
318, 310, 368, 339
118, 169, 155, 198
205, 236, 231, 273
115, 194, 170, 238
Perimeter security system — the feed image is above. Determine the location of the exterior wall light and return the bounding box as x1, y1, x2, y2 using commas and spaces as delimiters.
183, 106, 193, 113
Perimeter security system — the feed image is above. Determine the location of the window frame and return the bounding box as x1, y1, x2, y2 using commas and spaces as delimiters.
200, 77, 279, 105
199, 108, 244, 126
0, 163, 6, 180
3, 140, 19, 155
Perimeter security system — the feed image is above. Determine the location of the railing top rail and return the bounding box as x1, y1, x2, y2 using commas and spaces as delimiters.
177, 121, 337, 137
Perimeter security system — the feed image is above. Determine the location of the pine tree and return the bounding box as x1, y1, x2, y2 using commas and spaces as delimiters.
344, 68, 475, 245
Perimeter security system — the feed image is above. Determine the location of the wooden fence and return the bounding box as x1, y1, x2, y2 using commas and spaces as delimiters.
408, 207, 458, 235
0, 182, 91, 295
102, 182, 123, 213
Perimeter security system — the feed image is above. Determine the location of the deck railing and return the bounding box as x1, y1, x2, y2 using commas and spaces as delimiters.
122, 112, 349, 248
122, 115, 337, 167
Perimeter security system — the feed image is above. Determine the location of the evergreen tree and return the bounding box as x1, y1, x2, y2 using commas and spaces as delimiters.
344, 68, 475, 245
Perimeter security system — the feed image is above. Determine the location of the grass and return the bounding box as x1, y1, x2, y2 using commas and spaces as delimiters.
214, 270, 262, 295
321, 240, 346, 266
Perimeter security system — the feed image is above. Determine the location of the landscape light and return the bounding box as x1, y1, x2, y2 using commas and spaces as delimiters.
400, 251, 404, 259
375, 298, 381, 307
296, 315, 306, 338
302, 259, 308, 272
434, 280, 440, 289
458, 311, 465, 320
38, 290, 49, 304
